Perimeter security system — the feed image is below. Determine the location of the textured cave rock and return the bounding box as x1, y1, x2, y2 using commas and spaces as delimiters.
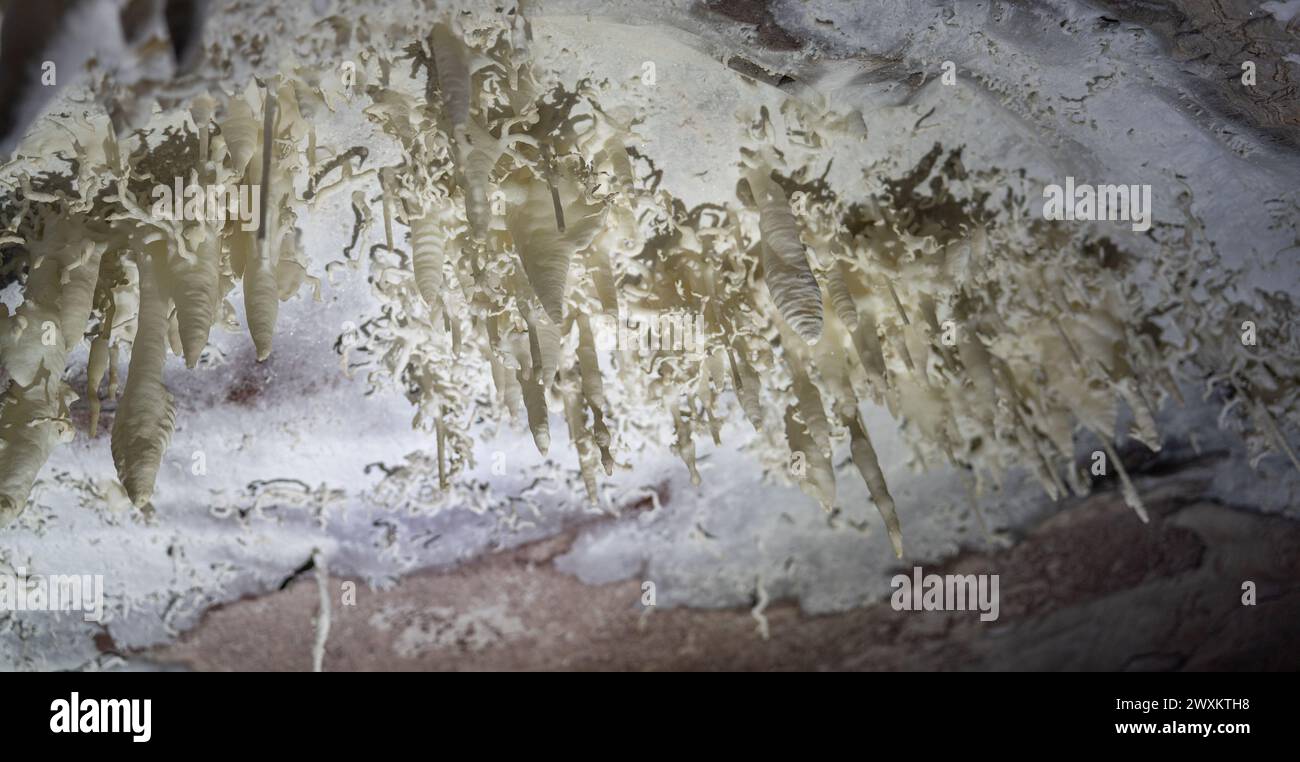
144, 470, 1300, 671
1090, 0, 1300, 150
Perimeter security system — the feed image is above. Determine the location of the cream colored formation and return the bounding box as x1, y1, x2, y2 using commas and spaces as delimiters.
1, 10, 1294, 558
331, 13, 1173, 557
1, 76, 318, 520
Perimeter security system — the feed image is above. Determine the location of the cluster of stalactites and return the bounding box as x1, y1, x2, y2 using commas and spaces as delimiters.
8, 11, 1281, 564
346, 15, 634, 503
0, 74, 320, 521
329, 16, 1194, 560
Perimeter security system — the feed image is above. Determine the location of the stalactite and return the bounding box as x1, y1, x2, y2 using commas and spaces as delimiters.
111, 248, 177, 508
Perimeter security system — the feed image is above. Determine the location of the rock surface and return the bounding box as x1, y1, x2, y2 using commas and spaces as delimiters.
146, 475, 1300, 671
